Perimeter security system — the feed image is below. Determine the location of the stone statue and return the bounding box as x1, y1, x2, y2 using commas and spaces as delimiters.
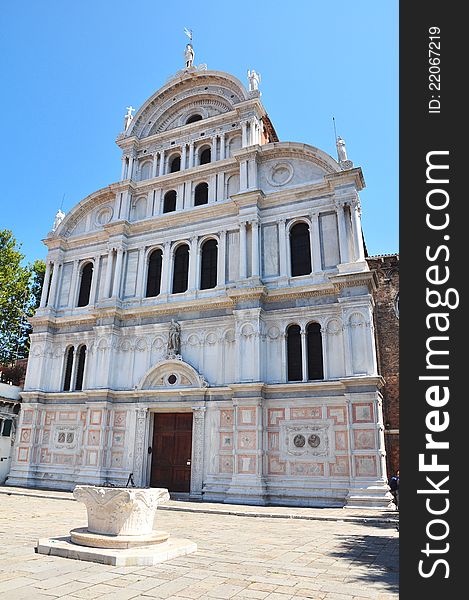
124, 106, 135, 131
167, 319, 181, 357
184, 43, 194, 68
247, 69, 261, 91
336, 136, 348, 162
52, 209, 65, 232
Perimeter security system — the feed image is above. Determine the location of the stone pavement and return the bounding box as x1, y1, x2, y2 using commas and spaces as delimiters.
0, 487, 399, 600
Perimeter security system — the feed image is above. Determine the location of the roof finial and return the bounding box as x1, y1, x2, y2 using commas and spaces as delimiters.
247, 69, 261, 92
184, 28, 194, 68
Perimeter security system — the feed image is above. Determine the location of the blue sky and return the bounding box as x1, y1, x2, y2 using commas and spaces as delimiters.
0, 1, 398, 264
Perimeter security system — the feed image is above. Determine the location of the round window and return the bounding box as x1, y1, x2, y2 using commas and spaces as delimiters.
168, 374, 177, 385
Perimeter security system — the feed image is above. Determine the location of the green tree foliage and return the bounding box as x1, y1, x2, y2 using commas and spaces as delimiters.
0, 230, 45, 364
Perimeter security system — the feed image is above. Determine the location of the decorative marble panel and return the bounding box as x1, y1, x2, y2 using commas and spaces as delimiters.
352, 403, 374, 423
355, 455, 378, 477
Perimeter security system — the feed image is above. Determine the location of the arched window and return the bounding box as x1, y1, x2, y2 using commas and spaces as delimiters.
194, 182, 209, 206
77, 263, 93, 307
63, 346, 74, 391
290, 222, 312, 277
200, 147, 211, 165
186, 114, 202, 124
169, 155, 181, 173
163, 190, 177, 213
75, 345, 86, 391
307, 323, 324, 380
172, 245, 189, 293
140, 161, 152, 180
146, 249, 163, 297
200, 239, 218, 290
287, 324, 302, 382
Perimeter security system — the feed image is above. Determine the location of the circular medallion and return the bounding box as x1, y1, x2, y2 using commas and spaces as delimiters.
308, 434, 320, 448
293, 434, 306, 448
168, 374, 177, 385
267, 162, 294, 187
95, 206, 113, 226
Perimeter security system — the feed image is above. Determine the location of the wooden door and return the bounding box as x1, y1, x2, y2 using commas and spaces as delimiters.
150, 413, 193, 492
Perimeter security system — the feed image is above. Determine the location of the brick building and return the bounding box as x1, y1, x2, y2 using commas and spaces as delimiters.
367, 254, 399, 476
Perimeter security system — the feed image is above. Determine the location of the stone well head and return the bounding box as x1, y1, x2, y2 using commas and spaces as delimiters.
73, 485, 170, 536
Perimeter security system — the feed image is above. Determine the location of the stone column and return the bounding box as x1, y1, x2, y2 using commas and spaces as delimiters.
120, 190, 131, 221
220, 133, 226, 160
111, 248, 124, 299
188, 236, 199, 291
350, 200, 365, 261
47, 259, 60, 308
121, 156, 127, 181
301, 328, 308, 382
309, 213, 322, 272
103, 249, 114, 299
152, 153, 158, 178
136, 246, 146, 298
208, 174, 217, 203
240, 160, 248, 191
133, 407, 149, 487
39, 261, 52, 308
176, 183, 184, 210
250, 118, 258, 145
69, 259, 80, 306
278, 219, 288, 278
188, 142, 195, 168
190, 406, 206, 498
248, 157, 258, 190
184, 181, 192, 209
336, 202, 350, 264
128, 155, 135, 180
160, 241, 171, 295
181, 144, 187, 170
251, 219, 260, 278
239, 221, 247, 279
217, 229, 227, 287
216, 172, 225, 201
158, 150, 165, 176
241, 121, 248, 147
89, 255, 100, 305
212, 136, 218, 161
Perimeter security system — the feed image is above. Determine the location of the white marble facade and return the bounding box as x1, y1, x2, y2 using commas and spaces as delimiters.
7, 66, 393, 508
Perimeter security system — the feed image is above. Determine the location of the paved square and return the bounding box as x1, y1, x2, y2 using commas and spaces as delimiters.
0, 491, 398, 599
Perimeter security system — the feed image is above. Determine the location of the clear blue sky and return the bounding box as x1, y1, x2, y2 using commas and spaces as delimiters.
0, 0, 398, 264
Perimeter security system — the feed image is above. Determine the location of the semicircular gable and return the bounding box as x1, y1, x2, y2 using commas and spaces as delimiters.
138, 358, 209, 389
51, 186, 115, 239
150, 95, 233, 135
126, 71, 248, 140
257, 142, 341, 191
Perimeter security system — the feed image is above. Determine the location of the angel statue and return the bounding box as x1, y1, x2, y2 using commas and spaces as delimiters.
247, 69, 261, 91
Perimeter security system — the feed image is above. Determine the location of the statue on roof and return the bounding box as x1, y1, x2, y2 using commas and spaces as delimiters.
247, 69, 261, 92
124, 106, 135, 132
336, 136, 348, 162
184, 43, 194, 68
52, 208, 65, 232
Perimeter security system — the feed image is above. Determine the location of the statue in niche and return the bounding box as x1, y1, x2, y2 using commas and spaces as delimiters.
247, 69, 261, 91
52, 209, 65, 232
184, 44, 194, 68
167, 319, 181, 357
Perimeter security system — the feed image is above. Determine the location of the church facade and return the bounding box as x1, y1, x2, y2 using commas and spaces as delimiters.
7, 48, 393, 508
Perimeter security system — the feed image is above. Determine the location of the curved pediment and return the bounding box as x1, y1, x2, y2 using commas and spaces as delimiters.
138, 359, 209, 390
126, 70, 249, 140
48, 186, 116, 239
